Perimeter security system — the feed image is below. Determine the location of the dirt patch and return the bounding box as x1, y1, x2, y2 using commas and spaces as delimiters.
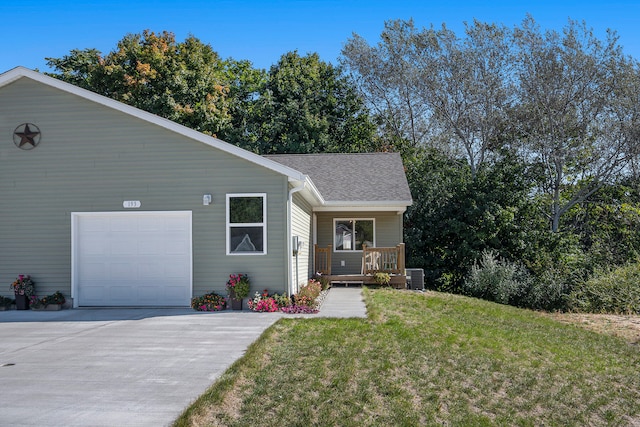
546, 312, 640, 345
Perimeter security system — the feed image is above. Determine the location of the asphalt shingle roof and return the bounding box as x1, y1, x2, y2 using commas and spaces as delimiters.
264, 152, 412, 204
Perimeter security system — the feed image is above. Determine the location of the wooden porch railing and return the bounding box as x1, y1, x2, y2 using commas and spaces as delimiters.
314, 243, 406, 277
314, 244, 332, 275
361, 244, 405, 275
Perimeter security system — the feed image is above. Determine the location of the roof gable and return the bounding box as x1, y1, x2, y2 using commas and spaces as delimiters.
265, 153, 413, 209
0, 66, 307, 183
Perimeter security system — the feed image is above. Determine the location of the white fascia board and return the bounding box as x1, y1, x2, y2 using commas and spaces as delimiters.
0, 67, 307, 182
288, 175, 325, 206
313, 201, 410, 214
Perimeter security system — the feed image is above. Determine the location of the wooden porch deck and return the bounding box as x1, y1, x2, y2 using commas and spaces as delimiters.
314, 243, 407, 289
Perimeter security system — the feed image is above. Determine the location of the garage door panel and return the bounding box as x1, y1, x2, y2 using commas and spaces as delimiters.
81, 285, 106, 304
164, 262, 189, 279
74, 212, 192, 307
78, 261, 107, 279
110, 216, 137, 232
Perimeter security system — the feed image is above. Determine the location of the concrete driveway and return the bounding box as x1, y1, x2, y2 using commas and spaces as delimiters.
0, 308, 284, 427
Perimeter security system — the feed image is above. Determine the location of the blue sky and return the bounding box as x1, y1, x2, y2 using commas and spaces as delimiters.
2, 0, 639, 73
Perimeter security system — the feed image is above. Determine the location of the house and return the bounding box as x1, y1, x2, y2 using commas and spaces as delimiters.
0, 67, 412, 307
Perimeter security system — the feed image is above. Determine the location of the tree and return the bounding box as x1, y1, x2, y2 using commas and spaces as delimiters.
404, 146, 535, 289
253, 51, 377, 154
341, 20, 433, 149
512, 17, 640, 232
421, 20, 515, 178
342, 19, 515, 176
47, 30, 235, 137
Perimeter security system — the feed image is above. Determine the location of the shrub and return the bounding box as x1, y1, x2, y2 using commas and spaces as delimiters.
463, 250, 530, 305
294, 279, 322, 307
519, 270, 570, 311
569, 262, 640, 314
273, 293, 291, 308
314, 275, 331, 290
373, 272, 391, 286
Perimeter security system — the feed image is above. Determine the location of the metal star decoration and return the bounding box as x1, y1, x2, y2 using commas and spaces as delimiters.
13, 123, 41, 150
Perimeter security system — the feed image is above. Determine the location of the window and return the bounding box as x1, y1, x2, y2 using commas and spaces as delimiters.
334, 219, 374, 251
227, 194, 266, 255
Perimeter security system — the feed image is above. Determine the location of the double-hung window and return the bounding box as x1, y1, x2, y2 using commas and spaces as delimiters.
226, 193, 266, 255
334, 218, 374, 251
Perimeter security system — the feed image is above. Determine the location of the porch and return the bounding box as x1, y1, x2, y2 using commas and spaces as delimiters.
314, 243, 407, 288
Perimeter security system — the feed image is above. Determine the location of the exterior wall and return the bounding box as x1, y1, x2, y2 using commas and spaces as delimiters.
291, 191, 313, 293
315, 211, 404, 275
0, 78, 289, 301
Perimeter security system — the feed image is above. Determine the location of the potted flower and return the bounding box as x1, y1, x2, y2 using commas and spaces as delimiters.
30, 291, 66, 311
9, 275, 35, 310
226, 273, 250, 310
191, 291, 227, 312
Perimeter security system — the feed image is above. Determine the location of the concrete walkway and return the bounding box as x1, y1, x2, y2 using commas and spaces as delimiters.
0, 287, 367, 427
317, 286, 368, 318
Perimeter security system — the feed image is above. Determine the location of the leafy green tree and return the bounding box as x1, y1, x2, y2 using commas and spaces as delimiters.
254, 51, 377, 154
47, 30, 235, 137
404, 147, 535, 290
566, 179, 640, 268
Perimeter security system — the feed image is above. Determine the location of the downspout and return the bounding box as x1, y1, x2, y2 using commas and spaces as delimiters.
287, 180, 306, 297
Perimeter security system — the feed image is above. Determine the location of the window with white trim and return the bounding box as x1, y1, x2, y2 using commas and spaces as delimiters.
334, 219, 374, 251
226, 193, 266, 255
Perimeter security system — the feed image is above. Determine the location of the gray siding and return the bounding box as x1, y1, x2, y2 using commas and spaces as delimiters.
0, 78, 289, 301
315, 211, 404, 275
291, 191, 313, 292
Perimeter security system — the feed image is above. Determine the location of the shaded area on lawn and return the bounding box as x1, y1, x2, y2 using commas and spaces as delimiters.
174, 289, 640, 426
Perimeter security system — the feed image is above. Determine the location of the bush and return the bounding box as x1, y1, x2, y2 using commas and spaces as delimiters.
294, 279, 322, 307
569, 262, 640, 314
463, 250, 530, 305
273, 293, 291, 308
520, 270, 570, 311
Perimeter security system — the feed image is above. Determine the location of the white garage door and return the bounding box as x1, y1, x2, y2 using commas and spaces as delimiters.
73, 211, 192, 307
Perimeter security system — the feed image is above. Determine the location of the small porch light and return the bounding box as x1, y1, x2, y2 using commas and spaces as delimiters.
203, 194, 212, 206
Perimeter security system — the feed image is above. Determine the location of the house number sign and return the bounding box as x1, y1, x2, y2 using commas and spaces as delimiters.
123, 201, 141, 208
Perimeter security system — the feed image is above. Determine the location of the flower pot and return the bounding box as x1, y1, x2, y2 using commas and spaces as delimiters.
15, 293, 29, 310
231, 298, 243, 310
32, 304, 63, 311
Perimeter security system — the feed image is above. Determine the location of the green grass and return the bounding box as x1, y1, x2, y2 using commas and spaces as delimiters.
174, 289, 640, 426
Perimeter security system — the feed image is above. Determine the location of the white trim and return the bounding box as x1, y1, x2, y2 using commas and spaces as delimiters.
226, 193, 267, 256
70, 211, 193, 308
333, 218, 376, 253
287, 182, 306, 296
314, 205, 408, 213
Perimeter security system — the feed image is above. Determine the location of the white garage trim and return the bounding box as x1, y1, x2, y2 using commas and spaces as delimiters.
71, 211, 193, 308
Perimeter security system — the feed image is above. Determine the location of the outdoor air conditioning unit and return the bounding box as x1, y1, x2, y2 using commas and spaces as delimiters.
406, 268, 424, 290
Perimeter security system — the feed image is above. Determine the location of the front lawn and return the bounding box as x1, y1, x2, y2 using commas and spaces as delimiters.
174, 289, 640, 426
